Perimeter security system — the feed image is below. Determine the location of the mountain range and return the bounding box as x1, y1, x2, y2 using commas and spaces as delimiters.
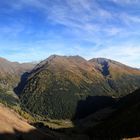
0, 55, 140, 140
15, 55, 140, 119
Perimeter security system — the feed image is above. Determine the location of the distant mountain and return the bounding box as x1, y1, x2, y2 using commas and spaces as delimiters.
0, 57, 35, 90
16, 55, 140, 119
0, 57, 34, 75
0, 57, 35, 106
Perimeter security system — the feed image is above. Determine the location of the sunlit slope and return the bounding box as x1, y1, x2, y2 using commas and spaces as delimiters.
0, 104, 54, 140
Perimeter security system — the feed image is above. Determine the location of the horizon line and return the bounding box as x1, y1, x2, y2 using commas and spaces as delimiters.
0, 54, 139, 69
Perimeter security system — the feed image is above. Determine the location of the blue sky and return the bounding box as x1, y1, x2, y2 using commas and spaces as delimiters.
0, 0, 140, 67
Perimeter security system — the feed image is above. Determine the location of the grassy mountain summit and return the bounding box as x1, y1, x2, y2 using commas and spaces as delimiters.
89, 58, 140, 96
18, 55, 108, 119
89, 58, 140, 78
17, 55, 140, 119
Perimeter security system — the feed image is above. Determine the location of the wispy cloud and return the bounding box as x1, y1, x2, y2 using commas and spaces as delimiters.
0, 0, 140, 67
2, 0, 139, 39
112, 0, 140, 5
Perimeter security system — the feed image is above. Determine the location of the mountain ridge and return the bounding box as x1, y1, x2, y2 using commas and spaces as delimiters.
16, 55, 140, 119
0, 55, 140, 139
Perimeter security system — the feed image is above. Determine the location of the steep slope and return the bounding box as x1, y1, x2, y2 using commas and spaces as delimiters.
86, 88, 140, 139
89, 58, 140, 97
17, 55, 140, 120
18, 55, 111, 119
0, 103, 56, 140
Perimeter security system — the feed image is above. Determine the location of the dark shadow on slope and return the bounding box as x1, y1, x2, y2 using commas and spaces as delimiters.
101, 61, 110, 76
14, 64, 49, 96
73, 96, 116, 120
0, 128, 56, 140
85, 112, 140, 140
32, 122, 90, 140
12, 92, 140, 140
56, 90, 140, 139
84, 89, 140, 139
14, 72, 30, 95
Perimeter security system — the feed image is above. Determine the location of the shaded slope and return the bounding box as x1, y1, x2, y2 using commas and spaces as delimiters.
86, 88, 140, 139
74, 96, 116, 119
